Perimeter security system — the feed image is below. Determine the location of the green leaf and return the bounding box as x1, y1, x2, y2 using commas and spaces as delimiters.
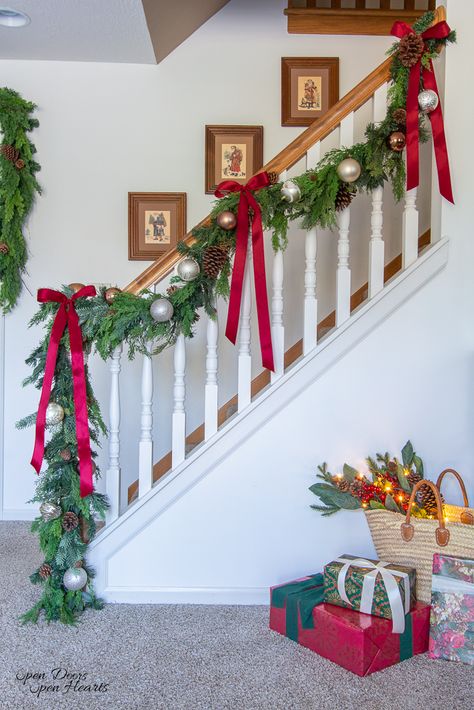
396, 462, 411, 493
369, 500, 385, 510
401, 441, 414, 467
343, 464, 359, 482
385, 493, 401, 513
309, 482, 360, 510
413, 454, 424, 477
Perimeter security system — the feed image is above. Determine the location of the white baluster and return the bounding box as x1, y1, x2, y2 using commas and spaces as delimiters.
306, 142, 321, 171
205, 302, 218, 440
340, 113, 354, 148
368, 186, 384, 298
271, 249, 284, 383
172, 334, 186, 467
106, 344, 122, 524
138, 344, 153, 497
303, 227, 318, 354
238, 231, 252, 412
402, 187, 419, 269
373, 83, 388, 124
336, 207, 351, 327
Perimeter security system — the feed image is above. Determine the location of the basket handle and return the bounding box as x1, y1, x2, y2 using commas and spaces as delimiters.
401, 479, 450, 547
436, 468, 470, 506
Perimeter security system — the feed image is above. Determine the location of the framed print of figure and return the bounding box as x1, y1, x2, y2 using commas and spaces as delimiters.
281, 57, 339, 127
205, 125, 264, 194
128, 192, 187, 261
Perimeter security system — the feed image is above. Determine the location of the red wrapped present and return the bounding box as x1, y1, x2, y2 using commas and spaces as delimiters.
270, 575, 430, 676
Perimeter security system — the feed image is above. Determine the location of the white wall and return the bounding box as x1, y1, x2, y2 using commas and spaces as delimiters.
0, 0, 396, 517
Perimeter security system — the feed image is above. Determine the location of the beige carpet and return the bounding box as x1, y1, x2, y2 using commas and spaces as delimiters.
1, 521, 472, 710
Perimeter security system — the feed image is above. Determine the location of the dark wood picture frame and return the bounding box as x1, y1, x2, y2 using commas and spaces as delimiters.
128, 192, 187, 261
281, 57, 339, 127
205, 125, 264, 194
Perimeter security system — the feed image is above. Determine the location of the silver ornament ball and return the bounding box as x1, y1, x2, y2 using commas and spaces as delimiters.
63, 566, 88, 591
39, 502, 61, 522
336, 158, 361, 184
45, 402, 65, 427
150, 297, 174, 323
418, 89, 439, 113
177, 257, 200, 282
281, 180, 301, 203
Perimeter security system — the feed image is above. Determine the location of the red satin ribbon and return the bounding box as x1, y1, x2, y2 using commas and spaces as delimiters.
391, 20, 453, 203
215, 172, 274, 371
31, 286, 97, 498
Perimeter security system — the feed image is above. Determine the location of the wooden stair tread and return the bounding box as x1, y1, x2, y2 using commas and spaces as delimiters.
127, 229, 430, 504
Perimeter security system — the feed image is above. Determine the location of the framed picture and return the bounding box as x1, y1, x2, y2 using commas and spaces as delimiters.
281, 57, 339, 127
205, 125, 264, 194
128, 192, 187, 261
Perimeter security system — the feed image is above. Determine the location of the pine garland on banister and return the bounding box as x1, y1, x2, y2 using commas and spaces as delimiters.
0, 88, 41, 312
18, 11, 455, 624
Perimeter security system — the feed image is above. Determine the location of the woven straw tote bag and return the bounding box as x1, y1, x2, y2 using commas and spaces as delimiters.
365, 480, 474, 603
436, 468, 474, 525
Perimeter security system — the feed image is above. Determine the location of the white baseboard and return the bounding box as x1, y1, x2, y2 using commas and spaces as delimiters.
1, 508, 38, 521
102, 586, 269, 605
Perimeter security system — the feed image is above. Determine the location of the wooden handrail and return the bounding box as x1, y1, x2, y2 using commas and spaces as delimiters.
124, 6, 445, 295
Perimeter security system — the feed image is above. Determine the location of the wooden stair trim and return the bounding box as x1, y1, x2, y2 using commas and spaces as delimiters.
123, 6, 445, 296
284, 7, 435, 36
127, 228, 431, 503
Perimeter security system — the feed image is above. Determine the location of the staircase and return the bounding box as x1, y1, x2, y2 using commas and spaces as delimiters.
89, 7, 449, 602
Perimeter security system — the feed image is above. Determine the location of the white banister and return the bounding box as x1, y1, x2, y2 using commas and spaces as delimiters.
340, 113, 354, 148
172, 334, 186, 467
402, 187, 419, 269
373, 83, 388, 124
306, 142, 321, 170
106, 344, 122, 523
138, 344, 153, 497
238, 232, 252, 412
368, 186, 384, 298
271, 249, 284, 383
303, 227, 318, 354
336, 207, 351, 327
205, 302, 218, 440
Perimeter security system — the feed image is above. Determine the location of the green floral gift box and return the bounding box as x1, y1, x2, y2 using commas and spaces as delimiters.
324, 554, 416, 633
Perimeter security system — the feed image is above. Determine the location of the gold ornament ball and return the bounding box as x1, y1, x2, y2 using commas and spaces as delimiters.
45, 402, 65, 427
39, 502, 61, 522
68, 282, 86, 294
336, 158, 361, 184
104, 287, 121, 304
216, 211, 237, 231
387, 131, 406, 153
418, 89, 439, 113
76, 460, 97, 475
60, 448, 72, 461
177, 257, 200, 282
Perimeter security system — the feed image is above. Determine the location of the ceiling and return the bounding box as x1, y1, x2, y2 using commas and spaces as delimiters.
0, 0, 230, 64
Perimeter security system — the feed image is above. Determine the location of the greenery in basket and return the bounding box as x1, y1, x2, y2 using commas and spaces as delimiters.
309, 441, 436, 518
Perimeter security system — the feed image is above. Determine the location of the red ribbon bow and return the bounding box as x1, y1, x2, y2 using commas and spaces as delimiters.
215, 172, 274, 371
31, 286, 97, 498
391, 20, 453, 203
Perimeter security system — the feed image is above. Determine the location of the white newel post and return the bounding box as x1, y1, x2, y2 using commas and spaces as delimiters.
106, 344, 122, 524
402, 187, 419, 269
205, 302, 218, 440
138, 344, 153, 497
368, 186, 384, 298
238, 231, 252, 412
336, 207, 351, 327
303, 226, 318, 355
172, 334, 186, 468
271, 249, 284, 383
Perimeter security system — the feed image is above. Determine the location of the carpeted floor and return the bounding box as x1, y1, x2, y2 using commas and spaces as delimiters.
1, 522, 472, 710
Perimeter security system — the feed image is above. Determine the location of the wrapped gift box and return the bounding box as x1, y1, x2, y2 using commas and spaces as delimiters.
429, 553, 474, 665
324, 554, 416, 629
270, 575, 430, 676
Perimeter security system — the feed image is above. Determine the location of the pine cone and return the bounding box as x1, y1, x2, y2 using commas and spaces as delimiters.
202, 245, 227, 279
349, 479, 364, 497
167, 285, 179, 296
416, 483, 444, 516
59, 448, 72, 461
407, 471, 423, 487
267, 171, 279, 185
39, 563, 52, 579
62, 511, 79, 532
335, 185, 354, 212
0, 144, 19, 163
398, 32, 425, 68
332, 476, 350, 492
15, 158, 25, 170
392, 108, 407, 126
0, 242, 9, 255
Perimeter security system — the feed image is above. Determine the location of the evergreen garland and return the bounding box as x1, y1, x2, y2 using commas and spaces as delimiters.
18, 12, 455, 623
0, 88, 41, 312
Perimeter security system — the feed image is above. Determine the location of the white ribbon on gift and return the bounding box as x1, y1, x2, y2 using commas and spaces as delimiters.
335, 556, 411, 634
